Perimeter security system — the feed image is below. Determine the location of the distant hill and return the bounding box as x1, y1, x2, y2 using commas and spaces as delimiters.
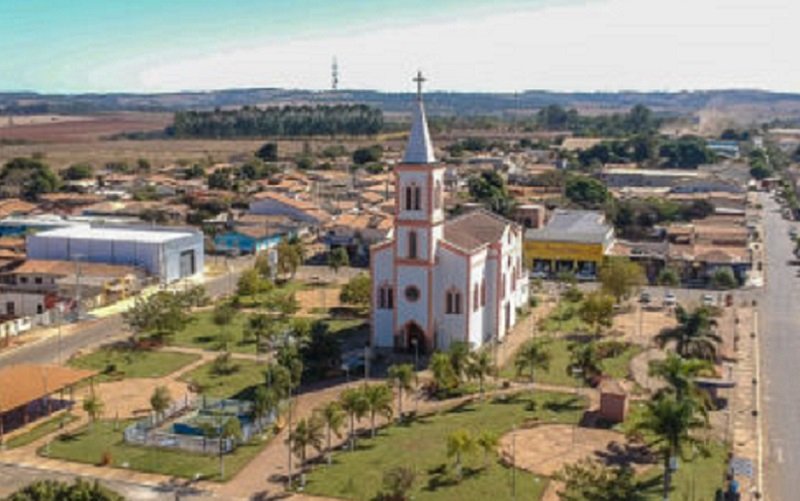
3, 88, 800, 120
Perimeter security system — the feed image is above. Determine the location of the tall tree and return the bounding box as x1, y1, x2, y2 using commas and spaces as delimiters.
339, 387, 369, 450
475, 430, 499, 469
515, 337, 552, 384
0, 157, 60, 201
598, 258, 646, 303
567, 341, 603, 384
339, 273, 371, 313
82, 394, 104, 428
556, 458, 645, 501
628, 395, 707, 501
466, 350, 495, 399
149, 386, 172, 421
327, 247, 350, 275
315, 401, 345, 465
579, 292, 615, 337
387, 363, 414, 421
446, 429, 476, 480
649, 353, 713, 407
429, 352, 458, 392
655, 306, 721, 360
364, 384, 393, 438
288, 416, 325, 466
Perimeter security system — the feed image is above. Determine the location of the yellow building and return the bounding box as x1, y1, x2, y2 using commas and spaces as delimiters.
524, 210, 614, 279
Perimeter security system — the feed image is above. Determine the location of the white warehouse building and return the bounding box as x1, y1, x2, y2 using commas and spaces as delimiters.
26, 225, 204, 283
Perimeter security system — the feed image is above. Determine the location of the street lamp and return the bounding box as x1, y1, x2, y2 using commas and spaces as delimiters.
571, 367, 583, 448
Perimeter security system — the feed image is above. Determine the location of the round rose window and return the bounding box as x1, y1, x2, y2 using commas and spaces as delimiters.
405, 285, 420, 302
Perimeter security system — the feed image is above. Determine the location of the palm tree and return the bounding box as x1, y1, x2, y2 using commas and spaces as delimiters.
82, 394, 104, 428
339, 387, 368, 450
655, 305, 721, 360
149, 385, 172, 422
629, 395, 707, 500
364, 384, 393, 438
475, 430, 499, 468
429, 352, 457, 392
466, 350, 495, 399
288, 416, 325, 466
316, 401, 345, 465
514, 337, 552, 384
387, 364, 414, 421
567, 341, 603, 384
649, 354, 714, 410
252, 385, 277, 426
245, 313, 274, 356
446, 429, 475, 480
448, 341, 471, 383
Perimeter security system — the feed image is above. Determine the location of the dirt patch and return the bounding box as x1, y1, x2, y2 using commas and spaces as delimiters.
499, 423, 652, 477
0, 112, 171, 144
611, 304, 677, 346
295, 286, 342, 315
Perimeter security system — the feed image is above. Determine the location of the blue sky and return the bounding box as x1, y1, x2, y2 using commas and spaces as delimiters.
0, 0, 796, 93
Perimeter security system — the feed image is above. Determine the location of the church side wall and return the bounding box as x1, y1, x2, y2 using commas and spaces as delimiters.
434, 246, 468, 351
468, 252, 489, 348
371, 245, 395, 348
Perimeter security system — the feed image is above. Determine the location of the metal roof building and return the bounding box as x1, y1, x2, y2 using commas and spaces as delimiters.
26, 225, 204, 283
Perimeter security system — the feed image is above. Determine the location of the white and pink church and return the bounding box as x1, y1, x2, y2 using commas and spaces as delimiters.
370, 74, 528, 353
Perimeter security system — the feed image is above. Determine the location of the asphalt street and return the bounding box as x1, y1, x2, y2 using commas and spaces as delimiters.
759, 193, 800, 501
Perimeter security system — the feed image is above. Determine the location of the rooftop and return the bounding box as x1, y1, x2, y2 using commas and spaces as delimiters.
0, 364, 97, 413
525, 209, 611, 244
443, 209, 511, 252
31, 225, 199, 244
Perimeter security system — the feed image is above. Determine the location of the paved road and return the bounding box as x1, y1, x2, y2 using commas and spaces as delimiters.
0, 262, 245, 367
759, 193, 800, 500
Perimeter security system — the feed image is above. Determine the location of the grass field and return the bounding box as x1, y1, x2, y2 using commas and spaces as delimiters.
304, 391, 586, 501
68, 347, 200, 382
500, 338, 642, 387
538, 300, 589, 334
171, 310, 255, 354
179, 359, 265, 400
639, 441, 727, 500
5, 412, 78, 449
42, 420, 269, 481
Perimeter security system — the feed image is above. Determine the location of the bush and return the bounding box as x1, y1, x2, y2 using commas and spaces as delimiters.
710, 267, 737, 289
563, 286, 584, 303
99, 450, 113, 467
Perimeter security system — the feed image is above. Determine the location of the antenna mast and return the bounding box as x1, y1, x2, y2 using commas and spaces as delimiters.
332, 57, 339, 91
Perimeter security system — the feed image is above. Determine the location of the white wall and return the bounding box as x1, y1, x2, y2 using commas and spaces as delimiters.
371, 246, 394, 348
434, 246, 468, 351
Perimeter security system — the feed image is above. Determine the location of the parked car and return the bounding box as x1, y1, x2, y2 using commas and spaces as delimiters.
702, 294, 715, 306
639, 291, 651, 304
663, 292, 677, 307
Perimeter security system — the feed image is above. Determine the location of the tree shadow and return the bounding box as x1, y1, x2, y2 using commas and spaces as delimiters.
542, 397, 583, 413
425, 464, 482, 492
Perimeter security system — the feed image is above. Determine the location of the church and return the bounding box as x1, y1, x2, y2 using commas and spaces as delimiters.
370, 73, 528, 353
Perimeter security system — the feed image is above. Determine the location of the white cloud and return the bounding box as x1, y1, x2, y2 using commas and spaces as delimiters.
132, 0, 799, 92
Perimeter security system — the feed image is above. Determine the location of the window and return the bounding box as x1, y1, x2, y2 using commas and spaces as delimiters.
405, 285, 420, 302
473, 284, 479, 312
445, 289, 462, 314
414, 186, 422, 210
405, 184, 422, 211
20, 276, 28, 284
34, 277, 43, 285
434, 181, 442, 210
501, 275, 506, 299
480, 280, 486, 306
378, 285, 394, 309
408, 231, 418, 259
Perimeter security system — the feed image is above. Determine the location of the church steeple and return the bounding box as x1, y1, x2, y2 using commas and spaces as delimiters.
402, 71, 436, 164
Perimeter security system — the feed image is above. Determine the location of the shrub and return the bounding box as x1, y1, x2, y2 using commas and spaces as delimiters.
99, 450, 113, 467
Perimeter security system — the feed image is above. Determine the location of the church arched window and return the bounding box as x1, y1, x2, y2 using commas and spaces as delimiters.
378, 284, 394, 309
480, 280, 486, 306
434, 180, 442, 210
445, 288, 462, 315
408, 231, 418, 259
404, 186, 414, 210
414, 186, 422, 210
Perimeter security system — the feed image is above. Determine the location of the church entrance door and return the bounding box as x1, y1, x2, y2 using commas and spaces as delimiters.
405, 322, 426, 355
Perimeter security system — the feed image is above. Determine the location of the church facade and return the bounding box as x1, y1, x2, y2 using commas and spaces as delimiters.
370, 74, 528, 353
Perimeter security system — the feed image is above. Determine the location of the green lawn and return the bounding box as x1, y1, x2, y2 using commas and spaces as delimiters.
501, 338, 642, 387
639, 440, 727, 500
538, 300, 589, 334
41, 420, 269, 481
170, 310, 255, 354
304, 391, 586, 501
179, 359, 265, 400
5, 412, 78, 449
68, 348, 200, 382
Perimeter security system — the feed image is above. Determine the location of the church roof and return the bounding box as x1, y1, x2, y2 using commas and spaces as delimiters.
443, 209, 511, 253
402, 94, 436, 164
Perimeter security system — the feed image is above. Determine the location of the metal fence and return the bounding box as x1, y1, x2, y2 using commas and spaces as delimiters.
123, 396, 275, 455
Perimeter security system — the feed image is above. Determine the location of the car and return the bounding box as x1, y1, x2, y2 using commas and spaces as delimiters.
702, 294, 715, 306
790, 228, 798, 239
663, 292, 677, 307
530, 270, 548, 279
639, 291, 651, 304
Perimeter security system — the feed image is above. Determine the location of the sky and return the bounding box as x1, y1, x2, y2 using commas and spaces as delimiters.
0, 0, 796, 94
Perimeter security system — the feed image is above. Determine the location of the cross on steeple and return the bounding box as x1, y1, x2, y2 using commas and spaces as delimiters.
413, 70, 426, 101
